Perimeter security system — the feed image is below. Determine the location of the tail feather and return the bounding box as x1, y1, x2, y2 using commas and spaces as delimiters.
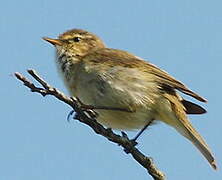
175, 117, 217, 170
162, 93, 217, 170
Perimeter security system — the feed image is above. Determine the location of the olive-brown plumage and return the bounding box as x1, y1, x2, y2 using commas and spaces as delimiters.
43, 29, 217, 169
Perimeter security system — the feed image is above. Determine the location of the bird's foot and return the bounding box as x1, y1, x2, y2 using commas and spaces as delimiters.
76, 97, 99, 118
121, 131, 138, 154
67, 110, 75, 122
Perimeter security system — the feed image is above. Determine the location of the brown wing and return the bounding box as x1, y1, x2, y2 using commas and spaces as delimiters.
145, 62, 207, 102
85, 48, 207, 103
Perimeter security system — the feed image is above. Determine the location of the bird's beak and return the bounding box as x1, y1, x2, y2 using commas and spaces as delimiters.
42, 37, 63, 46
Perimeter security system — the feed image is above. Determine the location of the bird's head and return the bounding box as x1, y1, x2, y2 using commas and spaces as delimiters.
43, 29, 105, 58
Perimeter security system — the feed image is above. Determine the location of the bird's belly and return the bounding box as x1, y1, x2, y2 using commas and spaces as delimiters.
95, 109, 154, 130
68, 81, 156, 130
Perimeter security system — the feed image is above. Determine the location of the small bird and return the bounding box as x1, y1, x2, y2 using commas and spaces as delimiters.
43, 29, 216, 169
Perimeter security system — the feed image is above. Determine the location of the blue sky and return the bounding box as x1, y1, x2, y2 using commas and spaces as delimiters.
1, 0, 221, 179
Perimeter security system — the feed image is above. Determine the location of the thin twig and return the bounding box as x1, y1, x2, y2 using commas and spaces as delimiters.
14, 69, 165, 180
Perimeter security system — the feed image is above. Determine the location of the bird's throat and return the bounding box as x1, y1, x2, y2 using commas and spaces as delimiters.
56, 51, 81, 82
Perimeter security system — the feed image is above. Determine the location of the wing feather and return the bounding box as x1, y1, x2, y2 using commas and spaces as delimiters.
85, 48, 207, 103
146, 63, 207, 102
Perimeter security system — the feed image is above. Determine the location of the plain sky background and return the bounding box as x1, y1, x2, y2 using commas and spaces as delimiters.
1, 0, 221, 179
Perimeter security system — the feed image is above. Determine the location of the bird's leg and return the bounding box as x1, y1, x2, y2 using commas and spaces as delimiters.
132, 119, 154, 142
76, 97, 135, 113
67, 97, 135, 122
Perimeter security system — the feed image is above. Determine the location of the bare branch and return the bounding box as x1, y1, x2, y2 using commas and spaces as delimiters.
14, 69, 165, 180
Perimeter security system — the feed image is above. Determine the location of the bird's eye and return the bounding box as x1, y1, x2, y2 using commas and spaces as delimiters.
73, 37, 81, 42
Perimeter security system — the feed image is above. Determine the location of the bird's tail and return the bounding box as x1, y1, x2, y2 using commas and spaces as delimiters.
160, 94, 217, 170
